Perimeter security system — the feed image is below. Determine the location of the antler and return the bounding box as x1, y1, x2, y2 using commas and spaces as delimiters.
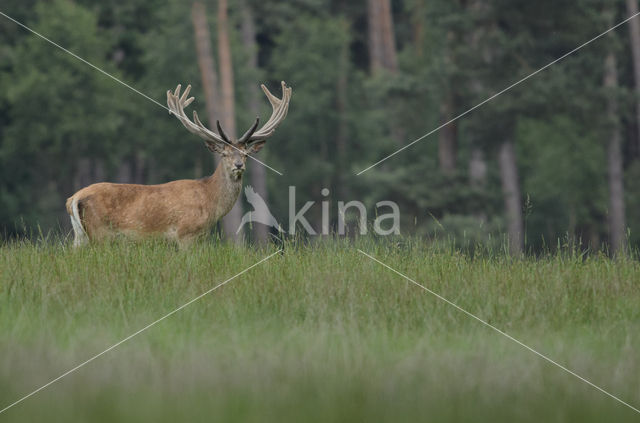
242, 81, 292, 144
167, 82, 291, 147
166, 84, 229, 146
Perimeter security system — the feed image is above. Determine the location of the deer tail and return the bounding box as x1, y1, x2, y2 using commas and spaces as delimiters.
68, 195, 88, 245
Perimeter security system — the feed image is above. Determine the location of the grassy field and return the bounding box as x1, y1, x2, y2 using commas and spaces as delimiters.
0, 238, 639, 422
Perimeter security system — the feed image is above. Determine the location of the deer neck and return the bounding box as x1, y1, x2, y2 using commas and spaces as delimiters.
205, 163, 243, 219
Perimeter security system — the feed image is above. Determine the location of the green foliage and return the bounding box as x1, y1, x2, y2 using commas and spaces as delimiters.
0, 0, 638, 250
0, 0, 125, 232
133, 0, 204, 183
267, 15, 352, 218
518, 116, 608, 249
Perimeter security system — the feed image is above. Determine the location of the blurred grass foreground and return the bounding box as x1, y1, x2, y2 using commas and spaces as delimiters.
0, 238, 639, 422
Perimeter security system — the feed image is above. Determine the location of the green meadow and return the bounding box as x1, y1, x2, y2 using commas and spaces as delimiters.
0, 239, 639, 422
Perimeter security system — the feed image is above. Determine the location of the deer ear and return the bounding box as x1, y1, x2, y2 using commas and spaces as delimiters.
204, 140, 224, 154
246, 140, 266, 154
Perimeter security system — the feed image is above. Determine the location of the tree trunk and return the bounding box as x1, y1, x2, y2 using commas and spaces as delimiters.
438, 94, 457, 174
241, 1, 269, 244
191, 1, 221, 145
469, 147, 487, 188
626, 0, 640, 153
412, 0, 425, 57
469, 145, 487, 223
191, 1, 220, 184
367, 0, 384, 73
378, 0, 398, 72
192, 2, 228, 239
498, 141, 524, 255
367, 0, 397, 73
217, 0, 236, 139
438, 28, 459, 175
217, 0, 243, 243
604, 50, 626, 254
468, 0, 490, 222
190, 1, 213, 213
192, 1, 243, 242
367, 0, 403, 145
336, 18, 349, 198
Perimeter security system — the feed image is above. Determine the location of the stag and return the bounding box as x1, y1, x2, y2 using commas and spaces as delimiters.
66, 81, 291, 247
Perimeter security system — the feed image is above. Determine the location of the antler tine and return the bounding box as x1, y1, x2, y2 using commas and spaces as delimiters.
166, 84, 226, 145
216, 120, 231, 144
262, 86, 291, 135
260, 84, 290, 132
180, 84, 192, 103
248, 81, 292, 142
261, 82, 290, 127
192, 110, 219, 141
268, 84, 291, 131
261, 83, 282, 107
237, 117, 260, 144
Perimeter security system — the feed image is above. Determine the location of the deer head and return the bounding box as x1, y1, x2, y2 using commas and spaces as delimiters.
167, 81, 292, 180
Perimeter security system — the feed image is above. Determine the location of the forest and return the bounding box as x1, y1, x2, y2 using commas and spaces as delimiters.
1, 0, 639, 254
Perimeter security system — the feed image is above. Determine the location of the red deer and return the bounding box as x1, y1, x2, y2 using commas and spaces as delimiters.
66, 81, 291, 247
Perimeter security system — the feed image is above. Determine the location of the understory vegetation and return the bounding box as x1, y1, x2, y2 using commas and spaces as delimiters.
0, 239, 638, 422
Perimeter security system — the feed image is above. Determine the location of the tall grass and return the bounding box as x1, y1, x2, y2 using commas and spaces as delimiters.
0, 238, 639, 422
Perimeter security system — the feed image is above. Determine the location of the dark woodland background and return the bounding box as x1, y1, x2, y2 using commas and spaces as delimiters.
1, 0, 639, 254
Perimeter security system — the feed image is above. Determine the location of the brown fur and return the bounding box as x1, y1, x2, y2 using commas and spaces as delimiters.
66, 144, 251, 247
